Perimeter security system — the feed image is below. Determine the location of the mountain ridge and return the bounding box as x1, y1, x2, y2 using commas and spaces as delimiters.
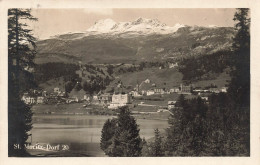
35, 18, 235, 64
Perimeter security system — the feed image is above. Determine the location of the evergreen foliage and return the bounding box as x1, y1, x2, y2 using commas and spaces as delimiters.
100, 106, 142, 156
8, 8, 37, 156
179, 50, 233, 81
142, 129, 164, 156
142, 8, 251, 157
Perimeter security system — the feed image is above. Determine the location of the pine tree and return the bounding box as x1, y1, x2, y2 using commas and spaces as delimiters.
152, 129, 164, 156
100, 118, 117, 156
227, 8, 250, 156
8, 8, 37, 156
165, 95, 187, 156
100, 106, 142, 157
113, 106, 142, 156
228, 8, 250, 107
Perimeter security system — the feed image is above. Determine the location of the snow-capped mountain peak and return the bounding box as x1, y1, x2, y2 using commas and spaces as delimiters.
86, 18, 186, 35
87, 18, 117, 32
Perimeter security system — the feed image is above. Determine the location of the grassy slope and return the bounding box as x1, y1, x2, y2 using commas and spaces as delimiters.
39, 77, 66, 93
111, 67, 183, 89
39, 65, 230, 94
110, 67, 230, 90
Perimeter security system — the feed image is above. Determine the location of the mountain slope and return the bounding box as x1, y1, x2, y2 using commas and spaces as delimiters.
35, 18, 235, 64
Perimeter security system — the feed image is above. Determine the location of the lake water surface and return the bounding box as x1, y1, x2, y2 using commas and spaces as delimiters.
28, 114, 168, 156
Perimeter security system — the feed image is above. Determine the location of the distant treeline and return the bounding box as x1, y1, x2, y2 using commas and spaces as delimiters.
35, 62, 113, 94
178, 50, 233, 81
35, 62, 80, 83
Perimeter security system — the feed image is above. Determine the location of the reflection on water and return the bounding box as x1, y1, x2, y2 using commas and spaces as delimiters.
29, 114, 168, 156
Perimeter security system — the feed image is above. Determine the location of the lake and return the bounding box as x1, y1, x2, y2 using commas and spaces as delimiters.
27, 114, 168, 156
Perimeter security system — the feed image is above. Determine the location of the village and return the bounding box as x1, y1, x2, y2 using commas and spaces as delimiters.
22, 77, 228, 113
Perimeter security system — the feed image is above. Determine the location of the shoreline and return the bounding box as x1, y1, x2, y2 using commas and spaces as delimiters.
31, 103, 171, 121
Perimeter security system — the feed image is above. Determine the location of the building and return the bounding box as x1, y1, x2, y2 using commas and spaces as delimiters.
42, 91, 47, 97
209, 88, 220, 93
22, 96, 36, 105
66, 97, 79, 103
221, 87, 228, 93
57, 92, 66, 97
193, 88, 203, 93
84, 94, 91, 101
146, 90, 155, 96
179, 84, 192, 94
170, 87, 180, 93
200, 93, 211, 103
98, 93, 112, 105
36, 96, 45, 104
54, 87, 60, 93
154, 88, 165, 94
144, 79, 151, 84
169, 62, 178, 68
201, 96, 209, 101
168, 101, 177, 109
108, 94, 132, 109
68, 89, 86, 102
129, 91, 142, 97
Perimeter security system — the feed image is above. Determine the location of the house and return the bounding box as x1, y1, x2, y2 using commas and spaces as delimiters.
169, 62, 178, 69
141, 90, 147, 95
108, 94, 132, 109
144, 79, 151, 84
193, 88, 203, 93
68, 89, 86, 102
201, 96, 209, 101
36, 96, 45, 104
170, 87, 180, 93
168, 101, 177, 109
42, 91, 47, 97
84, 94, 91, 101
54, 87, 60, 93
57, 92, 66, 97
209, 88, 220, 93
154, 88, 165, 94
129, 91, 142, 97
200, 93, 211, 103
147, 90, 155, 96
66, 97, 79, 103
221, 87, 228, 93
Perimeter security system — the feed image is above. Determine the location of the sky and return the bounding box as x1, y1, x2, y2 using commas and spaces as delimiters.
29, 8, 236, 39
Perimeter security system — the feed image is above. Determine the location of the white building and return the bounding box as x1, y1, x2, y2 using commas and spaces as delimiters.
168, 101, 177, 109
42, 91, 47, 97
54, 87, 60, 93
144, 79, 151, 84
221, 87, 228, 93
37, 96, 45, 104
169, 62, 178, 68
108, 94, 132, 109
154, 88, 165, 94
84, 95, 91, 101
130, 91, 142, 97
201, 96, 209, 101
146, 90, 155, 96
170, 87, 180, 93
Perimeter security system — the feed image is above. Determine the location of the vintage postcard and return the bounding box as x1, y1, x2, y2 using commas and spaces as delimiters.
0, 0, 260, 165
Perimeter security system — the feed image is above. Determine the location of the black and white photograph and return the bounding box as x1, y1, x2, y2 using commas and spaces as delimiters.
1, 0, 260, 164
